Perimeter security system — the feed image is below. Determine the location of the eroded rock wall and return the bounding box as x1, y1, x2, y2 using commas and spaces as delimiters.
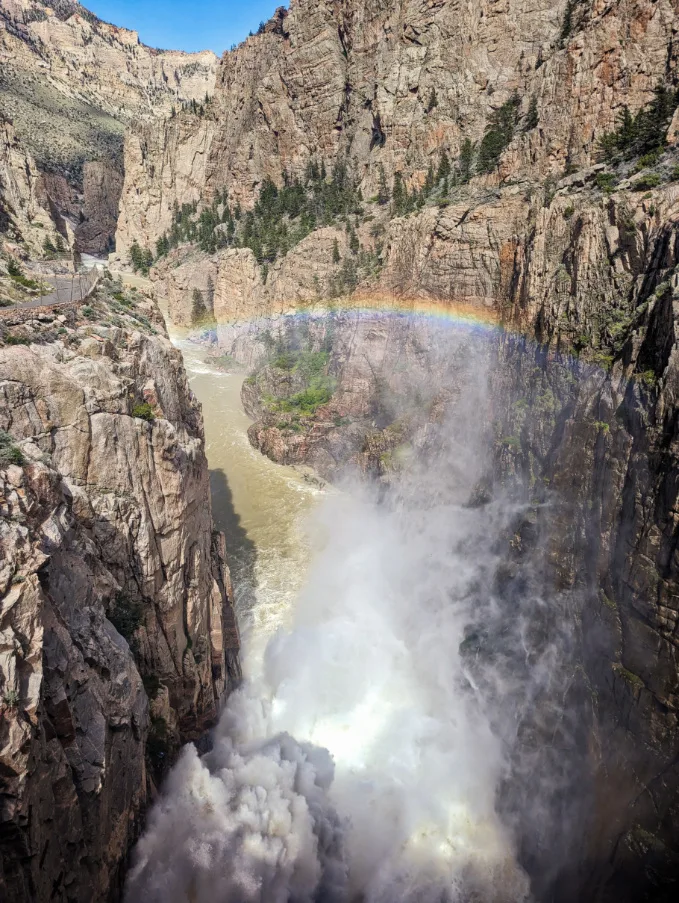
0, 284, 240, 902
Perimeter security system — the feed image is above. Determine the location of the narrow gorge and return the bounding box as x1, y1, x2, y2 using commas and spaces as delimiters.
2, 1, 679, 901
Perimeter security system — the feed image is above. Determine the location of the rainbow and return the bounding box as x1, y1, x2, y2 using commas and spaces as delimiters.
204, 294, 506, 336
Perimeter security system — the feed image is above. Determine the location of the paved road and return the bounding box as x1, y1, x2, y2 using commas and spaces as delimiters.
2, 269, 100, 314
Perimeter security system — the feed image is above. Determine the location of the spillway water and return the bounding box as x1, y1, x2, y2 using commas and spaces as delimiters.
125, 322, 533, 903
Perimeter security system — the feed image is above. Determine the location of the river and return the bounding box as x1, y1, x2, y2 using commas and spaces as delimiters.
172, 336, 326, 675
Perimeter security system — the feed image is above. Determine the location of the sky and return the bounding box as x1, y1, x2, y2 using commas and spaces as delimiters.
86, 1, 286, 54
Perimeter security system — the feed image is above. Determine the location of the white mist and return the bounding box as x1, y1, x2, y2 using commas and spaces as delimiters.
126, 328, 531, 903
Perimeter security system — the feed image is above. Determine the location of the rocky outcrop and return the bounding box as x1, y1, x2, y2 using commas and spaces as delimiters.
0, 115, 62, 255
0, 282, 240, 901
150, 227, 352, 325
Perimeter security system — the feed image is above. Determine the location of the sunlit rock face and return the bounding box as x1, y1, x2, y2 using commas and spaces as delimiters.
117, 0, 679, 255
0, 284, 240, 901
0, 0, 218, 254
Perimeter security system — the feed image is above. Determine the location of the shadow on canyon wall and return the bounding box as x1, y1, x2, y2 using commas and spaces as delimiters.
209, 467, 258, 613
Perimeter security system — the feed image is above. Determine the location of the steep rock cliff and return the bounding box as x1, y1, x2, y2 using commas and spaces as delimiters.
1, 0, 218, 255
0, 115, 62, 256
116, 0, 679, 256
0, 282, 240, 901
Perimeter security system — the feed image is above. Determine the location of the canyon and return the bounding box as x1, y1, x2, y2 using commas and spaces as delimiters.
1, 0, 217, 255
1, 0, 679, 900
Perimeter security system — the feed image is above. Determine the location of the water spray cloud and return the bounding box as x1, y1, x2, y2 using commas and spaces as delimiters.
127, 320, 540, 903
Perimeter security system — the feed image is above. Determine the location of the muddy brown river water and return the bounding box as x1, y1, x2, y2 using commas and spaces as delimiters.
172, 335, 327, 674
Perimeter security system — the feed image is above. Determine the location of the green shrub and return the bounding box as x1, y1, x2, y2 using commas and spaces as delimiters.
6, 258, 40, 290
81, 305, 95, 319
295, 351, 329, 379
131, 403, 155, 422
2, 689, 20, 708
500, 435, 521, 450
637, 369, 658, 388
6, 258, 23, 279
563, 205, 575, 219
0, 430, 25, 467
272, 376, 336, 416
273, 351, 298, 370
108, 594, 145, 641
635, 149, 662, 170
595, 172, 618, 193
632, 172, 661, 191
669, 165, 679, 182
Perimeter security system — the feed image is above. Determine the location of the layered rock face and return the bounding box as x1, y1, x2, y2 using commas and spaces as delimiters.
0, 285, 240, 901
484, 272, 679, 900
76, 161, 124, 255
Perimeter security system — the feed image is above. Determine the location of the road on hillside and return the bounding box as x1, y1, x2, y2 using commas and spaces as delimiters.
1, 270, 100, 314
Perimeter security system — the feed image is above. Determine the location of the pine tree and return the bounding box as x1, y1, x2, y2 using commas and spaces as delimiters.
392, 172, 406, 213
349, 229, 360, 255
130, 240, 144, 272
155, 234, 170, 259
560, 0, 576, 44
55, 234, 65, 253
425, 162, 435, 193
477, 93, 521, 173
458, 139, 475, 183
377, 164, 389, 205
436, 150, 451, 183
332, 238, 341, 264
524, 96, 539, 132
192, 288, 207, 323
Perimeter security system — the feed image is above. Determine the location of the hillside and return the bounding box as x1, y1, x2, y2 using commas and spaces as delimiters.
0, 0, 217, 253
